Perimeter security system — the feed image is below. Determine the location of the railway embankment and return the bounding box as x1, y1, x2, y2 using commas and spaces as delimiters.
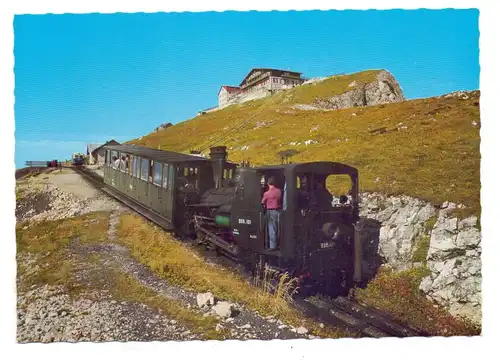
16, 169, 349, 342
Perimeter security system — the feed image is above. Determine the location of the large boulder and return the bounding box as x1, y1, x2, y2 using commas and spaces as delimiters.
313, 70, 404, 110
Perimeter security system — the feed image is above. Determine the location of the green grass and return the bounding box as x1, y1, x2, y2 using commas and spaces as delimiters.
411, 216, 436, 263
355, 266, 481, 336
411, 235, 431, 263
116, 213, 355, 339
127, 70, 480, 218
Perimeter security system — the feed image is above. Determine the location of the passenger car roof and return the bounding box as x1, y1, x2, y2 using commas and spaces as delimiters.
104, 144, 210, 164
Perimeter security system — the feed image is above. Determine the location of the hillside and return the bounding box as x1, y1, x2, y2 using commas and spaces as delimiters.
128, 70, 481, 217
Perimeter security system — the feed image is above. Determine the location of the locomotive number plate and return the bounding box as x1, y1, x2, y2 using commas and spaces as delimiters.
320, 242, 334, 249
238, 218, 252, 225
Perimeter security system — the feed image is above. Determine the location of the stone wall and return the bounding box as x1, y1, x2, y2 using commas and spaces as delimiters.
358, 192, 481, 325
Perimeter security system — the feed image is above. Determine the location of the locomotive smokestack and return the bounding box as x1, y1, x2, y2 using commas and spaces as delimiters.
209, 146, 228, 188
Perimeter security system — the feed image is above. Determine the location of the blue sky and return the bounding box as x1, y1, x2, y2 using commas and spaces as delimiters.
14, 9, 479, 169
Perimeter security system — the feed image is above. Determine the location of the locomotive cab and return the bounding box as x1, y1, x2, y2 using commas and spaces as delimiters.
230, 162, 361, 295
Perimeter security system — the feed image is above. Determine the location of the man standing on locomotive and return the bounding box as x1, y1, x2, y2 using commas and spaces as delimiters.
261, 176, 282, 251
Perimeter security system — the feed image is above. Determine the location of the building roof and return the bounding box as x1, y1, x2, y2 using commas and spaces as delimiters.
218, 85, 241, 95
87, 143, 102, 155
239, 68, 303, 87
91, 140, 121, 155
103, 144, 211, 164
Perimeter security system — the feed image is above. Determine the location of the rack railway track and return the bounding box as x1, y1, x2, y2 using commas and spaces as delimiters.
69, 165, 430, 338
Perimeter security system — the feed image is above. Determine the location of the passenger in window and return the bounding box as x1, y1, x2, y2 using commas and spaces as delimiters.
125, 155, 130, 173
120, 156, 126, 171
113, 156, 120, 169
261, 176, 282, 251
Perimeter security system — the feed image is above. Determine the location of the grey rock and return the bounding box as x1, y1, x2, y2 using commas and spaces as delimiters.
296, 326, 308, 335
196, 292, 215, 308
211, 301, 235, 318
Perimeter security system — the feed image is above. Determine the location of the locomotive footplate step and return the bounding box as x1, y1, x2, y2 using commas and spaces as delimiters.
101, 186, 174, 231
263, 249, 280, 255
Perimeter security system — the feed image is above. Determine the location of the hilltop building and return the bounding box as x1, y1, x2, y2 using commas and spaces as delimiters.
239, 68, 304, 93
217, 68, 305, 108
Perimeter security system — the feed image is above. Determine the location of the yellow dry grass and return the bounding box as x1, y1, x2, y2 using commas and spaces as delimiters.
128, 70, 480, 218
116, 213, 356, 338
109, 270, 228, 340
16, 212, 110, 293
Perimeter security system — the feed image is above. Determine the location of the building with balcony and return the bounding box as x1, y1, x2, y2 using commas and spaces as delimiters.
239, 68, 304, 94
217, 68, 305, 107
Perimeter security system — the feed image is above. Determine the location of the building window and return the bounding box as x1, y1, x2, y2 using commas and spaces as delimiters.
163, 164, 169, 189
141, 158, 149, 181
153, 162, 162, 186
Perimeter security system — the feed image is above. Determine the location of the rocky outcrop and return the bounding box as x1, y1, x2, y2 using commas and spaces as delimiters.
420, 203, 481, 324
437, 90, 480, 100
358, 193, 481, 325
312, 70, 404, 110
360, 193, 437, 268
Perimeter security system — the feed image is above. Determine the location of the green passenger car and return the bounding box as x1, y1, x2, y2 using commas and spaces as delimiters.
102, 144, 235, 229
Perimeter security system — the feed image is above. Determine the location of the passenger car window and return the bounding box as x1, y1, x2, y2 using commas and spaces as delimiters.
153, 162, 162, 186
111, 151, 118, 168
168, 166, 175, 190
131, 156, 136, 177
163, 165, 169, 189
135, 157, 141, 178
141, 159, 149, 181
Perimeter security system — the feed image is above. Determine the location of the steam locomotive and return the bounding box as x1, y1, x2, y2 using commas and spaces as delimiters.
102, 144, 363, 296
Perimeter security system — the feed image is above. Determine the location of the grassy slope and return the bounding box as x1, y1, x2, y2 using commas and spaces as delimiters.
129, 70, 480, 216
